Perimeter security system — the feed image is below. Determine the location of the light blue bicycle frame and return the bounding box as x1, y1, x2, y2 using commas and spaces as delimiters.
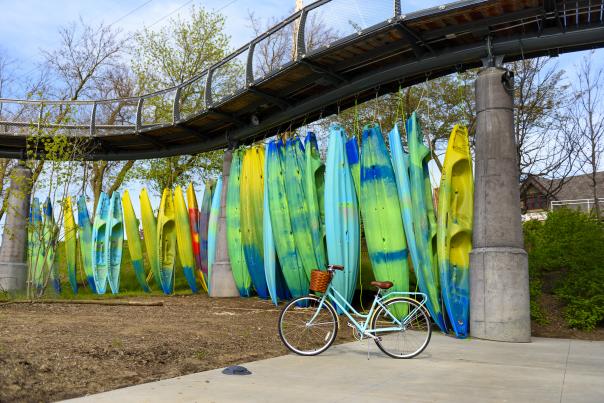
308, 281, 429, 339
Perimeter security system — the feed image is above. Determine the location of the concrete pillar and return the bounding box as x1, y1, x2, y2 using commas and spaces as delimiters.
470, 67, 531, 342
210, 149, 239, 297
0, 162, 32, 294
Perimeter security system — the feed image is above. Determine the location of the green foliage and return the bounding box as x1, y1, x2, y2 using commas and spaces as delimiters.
128, 5, 229, 191
525, 209, 604, 330
524, 219, 548, 324
129, 154, 221, 194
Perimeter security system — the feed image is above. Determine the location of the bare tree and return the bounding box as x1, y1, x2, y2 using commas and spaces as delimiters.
248, 8, 337, 78
570, 52, 604, 218
512, 57, 578, 198
40, 19, 135, 211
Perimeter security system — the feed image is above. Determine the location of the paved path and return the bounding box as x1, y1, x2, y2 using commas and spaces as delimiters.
67, 334, 604, 403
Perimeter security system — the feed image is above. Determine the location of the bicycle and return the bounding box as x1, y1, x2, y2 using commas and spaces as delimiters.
278, 264, 432, 359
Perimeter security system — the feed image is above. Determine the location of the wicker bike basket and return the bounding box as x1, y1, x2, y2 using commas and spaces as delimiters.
309, 270, 332, 293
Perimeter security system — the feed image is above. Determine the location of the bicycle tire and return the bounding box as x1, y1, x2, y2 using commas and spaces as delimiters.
278, 295, 339, 356
369, 297, 432, 359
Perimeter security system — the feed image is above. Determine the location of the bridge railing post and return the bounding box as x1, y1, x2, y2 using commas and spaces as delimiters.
135, 97, 144, 133
37, 103, 44, 135
394, 0, 402, 16
204, 69, 214, 109
90, 101, 97, 136
173, 86, 181, 124
295, 9, 308, 59
245, 42, 256, 86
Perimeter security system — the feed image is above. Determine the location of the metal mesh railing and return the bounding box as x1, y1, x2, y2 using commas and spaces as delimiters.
0, 0, 399, 138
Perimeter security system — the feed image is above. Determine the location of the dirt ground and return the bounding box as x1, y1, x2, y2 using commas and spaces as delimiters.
531, 293, 604, 341
0, 295, 353, 402
1, 293, 602, 403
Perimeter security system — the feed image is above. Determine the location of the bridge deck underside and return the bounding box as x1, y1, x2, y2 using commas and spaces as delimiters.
1, 0, 603, 160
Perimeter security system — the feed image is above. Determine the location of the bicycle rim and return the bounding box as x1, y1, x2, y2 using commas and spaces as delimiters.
278, 295, 338, 356
370, 298, 432, 359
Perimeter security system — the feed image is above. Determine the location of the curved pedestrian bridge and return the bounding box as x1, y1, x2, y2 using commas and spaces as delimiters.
0, 0, 603, 160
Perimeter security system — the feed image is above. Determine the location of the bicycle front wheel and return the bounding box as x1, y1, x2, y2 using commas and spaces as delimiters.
370, 297, 432, 359
278, 295, 338, 356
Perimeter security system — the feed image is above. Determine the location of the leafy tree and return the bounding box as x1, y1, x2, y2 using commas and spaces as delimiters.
317, 72, 474, 170
127, 6, 232, 191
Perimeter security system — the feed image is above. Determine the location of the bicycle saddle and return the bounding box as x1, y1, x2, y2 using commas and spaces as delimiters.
370, 281, 393, 289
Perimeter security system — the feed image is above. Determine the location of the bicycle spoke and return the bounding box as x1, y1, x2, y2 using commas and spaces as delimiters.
370, 298, 431, 359
278, 296, 338, 356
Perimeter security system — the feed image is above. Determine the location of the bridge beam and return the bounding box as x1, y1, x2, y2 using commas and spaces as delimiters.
0, 162, 32, 294
470, 67, 530, 342
209, 149, 240, 297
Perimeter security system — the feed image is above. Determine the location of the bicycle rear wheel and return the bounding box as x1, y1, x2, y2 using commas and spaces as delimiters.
278, 295, 338, 356
370, 297, 432, 359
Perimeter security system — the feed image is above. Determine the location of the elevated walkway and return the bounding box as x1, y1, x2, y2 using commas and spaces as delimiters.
1, 0, 603, 160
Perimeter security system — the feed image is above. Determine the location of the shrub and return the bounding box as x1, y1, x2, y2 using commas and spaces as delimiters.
526, 209, 604, 330
524, 219, 547, 323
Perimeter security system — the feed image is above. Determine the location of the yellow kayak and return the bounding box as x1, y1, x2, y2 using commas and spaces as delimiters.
437, 125, 473, 338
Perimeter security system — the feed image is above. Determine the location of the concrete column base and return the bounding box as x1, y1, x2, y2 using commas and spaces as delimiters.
209, 262, 239, 297
0, 162, 32, 294
0, 262, 27, 294
470, 247, 531, 342
209, 149, 239, 297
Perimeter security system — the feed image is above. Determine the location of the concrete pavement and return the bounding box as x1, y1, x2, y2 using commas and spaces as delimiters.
66, 334, 604, 403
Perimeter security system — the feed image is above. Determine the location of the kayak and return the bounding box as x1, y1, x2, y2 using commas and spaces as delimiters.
407, 112, 446, 331
28, 197, 45, 294
325, 124, 360, 310
267, 139, 308, 298
64, 196, 78, 294
284, 137, 321, 281
305, 132, 326, 266
122, 190, 151, 292
226, 149, 252, 297
157, 188, 176, 294
92, 193, 110, 294
388, 124, 423, 296
107, 192, 124, 294
240, 146, 269, 298
187, 184, 207, 291
42, 198, 60, 294
437, 125, 473, 338
174, 185, 199, 292
77, 196, 96, 293
140, 188, 160, 290
199, 180, 215, 288
360, 124, 408, 307
263, 141, 290, 305
207, 177, 222, 293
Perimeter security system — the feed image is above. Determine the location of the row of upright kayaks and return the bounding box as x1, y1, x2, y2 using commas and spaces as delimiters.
28, 183, 220, 297
26, 112, 473, 338
226, 112, 473, 337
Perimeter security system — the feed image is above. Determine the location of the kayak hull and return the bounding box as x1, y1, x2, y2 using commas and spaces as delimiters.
437, 125, 473, 338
